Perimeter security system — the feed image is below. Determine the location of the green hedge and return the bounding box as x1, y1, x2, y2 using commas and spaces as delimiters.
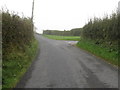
81, 12, 119, 51
2, 11, 34, 57
2, 10, 38, 88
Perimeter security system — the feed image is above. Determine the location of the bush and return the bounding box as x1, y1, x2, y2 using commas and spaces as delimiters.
2, 10, 38, 88
81, 12, 119, 51
2, 10, 34, 58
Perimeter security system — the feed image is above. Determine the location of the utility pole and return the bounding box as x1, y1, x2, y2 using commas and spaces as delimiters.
118, 1, 120, 14
31, 0, 35, 31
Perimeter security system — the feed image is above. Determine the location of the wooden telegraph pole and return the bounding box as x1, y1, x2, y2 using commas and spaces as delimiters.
118, 1, 120, 14
31, 0, 35, 31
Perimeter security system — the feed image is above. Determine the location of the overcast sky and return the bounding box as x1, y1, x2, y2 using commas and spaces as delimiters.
1, 0, 119, 33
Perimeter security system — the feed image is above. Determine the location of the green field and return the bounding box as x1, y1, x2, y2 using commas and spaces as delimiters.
43, 35, 80, 41
2, 39, 38, 88
77, 39, 118, 66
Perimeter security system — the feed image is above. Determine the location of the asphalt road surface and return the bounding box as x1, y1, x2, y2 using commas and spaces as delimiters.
16, 34, 118, 88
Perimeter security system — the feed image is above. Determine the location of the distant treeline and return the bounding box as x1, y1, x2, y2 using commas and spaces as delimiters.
43, 28, 82, 36
2, 10, 34, 56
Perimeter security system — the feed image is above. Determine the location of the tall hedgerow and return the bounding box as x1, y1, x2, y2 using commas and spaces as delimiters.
2, 10, 34, 57
81, 11, 119, 50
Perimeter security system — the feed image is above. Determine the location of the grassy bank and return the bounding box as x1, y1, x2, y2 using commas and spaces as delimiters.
2, 39, 38, 88
43, 35, 80, 41
77, 39, 118, 66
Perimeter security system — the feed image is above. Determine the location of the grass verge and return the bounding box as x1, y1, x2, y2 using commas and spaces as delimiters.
2, 39, 39, 88
43, 35, 80, 41
76, 39, 118, 66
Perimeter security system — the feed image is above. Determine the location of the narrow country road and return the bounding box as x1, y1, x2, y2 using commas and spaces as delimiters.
16, 34, 118, 88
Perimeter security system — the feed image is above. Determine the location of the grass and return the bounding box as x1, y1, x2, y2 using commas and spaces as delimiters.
2, 39, 39, 88
43, 35, 80, 41
77, 39, 118, 66
0, 53, 1, 90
